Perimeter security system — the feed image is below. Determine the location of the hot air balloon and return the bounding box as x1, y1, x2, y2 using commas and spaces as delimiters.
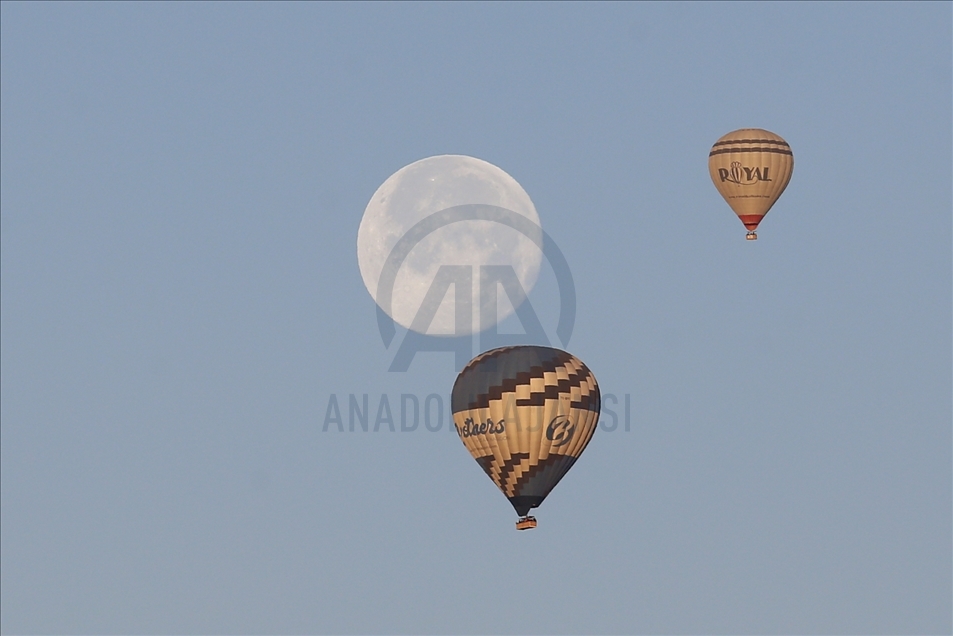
709, 128, 794, 240
451, 346, 600, 530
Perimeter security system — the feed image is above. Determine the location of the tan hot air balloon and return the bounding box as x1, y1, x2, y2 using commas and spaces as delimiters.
709, 128, 794, 240
451, 346, 600, 530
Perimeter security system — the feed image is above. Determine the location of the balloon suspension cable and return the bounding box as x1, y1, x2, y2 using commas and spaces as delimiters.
516, 516, 537, 531
746, 231, 758, 241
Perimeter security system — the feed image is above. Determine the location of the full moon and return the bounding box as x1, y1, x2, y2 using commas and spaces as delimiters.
357, 155, 543, 335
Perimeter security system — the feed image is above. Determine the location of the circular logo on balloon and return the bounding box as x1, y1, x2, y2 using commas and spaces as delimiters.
546, 416, 576, 448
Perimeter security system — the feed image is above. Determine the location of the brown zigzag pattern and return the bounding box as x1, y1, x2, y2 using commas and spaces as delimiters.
496, 453, 530, 495
571, 382, 600, 411
511, 454, 577, 497
474, 455, 495, 480
452, 346, 599, 414
474, 365, 594, 410
515, 368, 598, 410
465, 360, 581, 410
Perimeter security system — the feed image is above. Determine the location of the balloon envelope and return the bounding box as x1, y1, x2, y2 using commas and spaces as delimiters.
451, 346, 600, 518
709, 128, 793, 235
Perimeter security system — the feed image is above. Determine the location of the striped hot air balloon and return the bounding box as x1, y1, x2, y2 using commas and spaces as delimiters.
451, 346, 600, 530
708, 128, 794, 240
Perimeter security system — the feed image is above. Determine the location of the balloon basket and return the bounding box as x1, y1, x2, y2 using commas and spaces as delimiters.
745, 231, 758, 241
516, 516, 537, 531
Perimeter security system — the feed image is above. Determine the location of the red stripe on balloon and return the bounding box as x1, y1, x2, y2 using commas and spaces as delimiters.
737, 214, 764, 230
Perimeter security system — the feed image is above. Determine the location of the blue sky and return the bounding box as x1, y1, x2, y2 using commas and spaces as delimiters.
1, 3, 950, 634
